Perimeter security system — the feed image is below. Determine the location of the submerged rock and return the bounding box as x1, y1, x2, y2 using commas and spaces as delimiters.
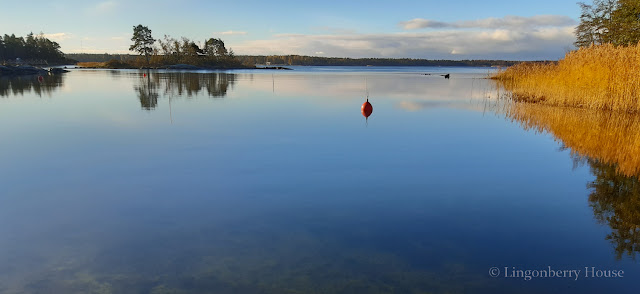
49, 67, 70, 74
0, 65, 14, 75
17, 65, 47, 75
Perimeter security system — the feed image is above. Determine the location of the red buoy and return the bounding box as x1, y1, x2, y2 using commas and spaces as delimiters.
143, 73, 147, 77
37, 76, 44, 83
361, 99, 373, 118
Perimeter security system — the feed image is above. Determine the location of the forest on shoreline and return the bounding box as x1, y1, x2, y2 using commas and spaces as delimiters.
1, 33, 73, 65
66, 53, 523, 67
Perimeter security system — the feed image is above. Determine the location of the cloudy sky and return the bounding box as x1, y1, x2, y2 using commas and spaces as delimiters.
0, 0, 581, 60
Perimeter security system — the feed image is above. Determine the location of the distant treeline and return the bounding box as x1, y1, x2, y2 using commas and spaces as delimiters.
236, 55, 522, 67
67, 34, 242, 69
67, 53, 523, 67
1, 33, 70, 64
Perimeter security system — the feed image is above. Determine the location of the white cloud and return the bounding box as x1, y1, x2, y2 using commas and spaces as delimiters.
65, 46, 130, 54
399, 15, 577, 30
400, 19, 450, 30
231, 14, 577, 60
57, 34, 131, 54
43, 33, 73, 41
312, 27, 358, 34
218, 31, 248, 36
233, 28, 575, 60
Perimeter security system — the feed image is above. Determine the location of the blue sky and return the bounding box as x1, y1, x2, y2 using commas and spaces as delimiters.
1, 0, 583, 60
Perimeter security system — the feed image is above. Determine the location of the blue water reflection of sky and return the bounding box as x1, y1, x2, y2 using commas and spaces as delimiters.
0, 68, 636, 294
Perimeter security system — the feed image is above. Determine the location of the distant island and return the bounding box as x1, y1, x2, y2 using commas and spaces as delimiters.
67, 53, 524, 68
66, 25, 528, 69
2, 26, 528, 74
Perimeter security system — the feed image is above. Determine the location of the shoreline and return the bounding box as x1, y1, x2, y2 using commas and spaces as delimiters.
0, 64, 295, 76
73, 62, 295, 71
0, 65, 70, 76
2, 63, 503, 76
491, 44, 640, 113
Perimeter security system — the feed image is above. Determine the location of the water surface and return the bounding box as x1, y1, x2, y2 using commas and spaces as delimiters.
0, 67, 638, 294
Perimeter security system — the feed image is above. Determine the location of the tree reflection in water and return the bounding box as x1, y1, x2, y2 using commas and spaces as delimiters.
0, 74, 64, 97
586, 158, 640, 260
134, 72, 236, 110
502, 102, 640, 260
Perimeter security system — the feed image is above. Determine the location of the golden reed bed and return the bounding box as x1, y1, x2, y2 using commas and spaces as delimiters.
493, 44, 640, 113
75, 62, 106, 68
502, 103, 640, 177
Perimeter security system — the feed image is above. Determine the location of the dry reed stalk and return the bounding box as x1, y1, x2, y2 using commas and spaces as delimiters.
493, 43, 640, 113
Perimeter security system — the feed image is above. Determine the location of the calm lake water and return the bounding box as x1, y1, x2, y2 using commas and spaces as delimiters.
0, 66, 638, 294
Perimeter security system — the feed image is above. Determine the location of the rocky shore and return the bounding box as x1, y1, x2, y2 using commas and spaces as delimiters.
0, 65, 70, 76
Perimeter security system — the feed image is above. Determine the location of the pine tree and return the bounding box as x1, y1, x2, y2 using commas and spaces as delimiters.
129, 25, 155, 65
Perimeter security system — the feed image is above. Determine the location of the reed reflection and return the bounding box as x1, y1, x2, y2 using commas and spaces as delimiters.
0, 74, 64, 97
134, 72, 236, 110
504, 104, 640, 177
502, 102, 640, 259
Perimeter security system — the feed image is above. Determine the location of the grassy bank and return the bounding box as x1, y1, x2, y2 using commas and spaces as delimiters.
492, 44, 640, 112
76, 60, 132, 69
